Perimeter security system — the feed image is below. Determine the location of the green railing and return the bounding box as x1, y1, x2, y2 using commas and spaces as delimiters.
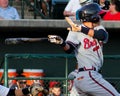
25, 0, 50, 19
4, 54, 74, 86
3, 54, 120, 93
9, 0, 50, 19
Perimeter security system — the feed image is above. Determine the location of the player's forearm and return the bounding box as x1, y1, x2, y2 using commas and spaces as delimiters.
80, 26, 108, 41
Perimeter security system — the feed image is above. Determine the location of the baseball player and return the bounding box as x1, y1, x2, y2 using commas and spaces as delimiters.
0, 82, 45, 96
48, 3, 120, 96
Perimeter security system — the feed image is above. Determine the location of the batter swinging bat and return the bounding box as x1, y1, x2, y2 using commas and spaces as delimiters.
5, 37, 48, 45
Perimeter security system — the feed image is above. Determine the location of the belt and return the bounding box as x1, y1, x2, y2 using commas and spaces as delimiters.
78, 67, 96, 72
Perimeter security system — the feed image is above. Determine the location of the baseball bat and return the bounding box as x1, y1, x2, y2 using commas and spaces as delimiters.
5, 37, 48, 45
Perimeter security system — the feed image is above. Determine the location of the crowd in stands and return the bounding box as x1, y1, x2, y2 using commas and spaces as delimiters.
0, 0, 120, 20
28, 0, 51, 16
102, 0, 120, 20
93, 0, 110, 10
0, 68, 64, 96
63, 0, 120, 20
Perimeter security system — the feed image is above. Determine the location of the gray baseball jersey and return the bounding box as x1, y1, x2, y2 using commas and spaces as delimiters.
66, 29, 103, 71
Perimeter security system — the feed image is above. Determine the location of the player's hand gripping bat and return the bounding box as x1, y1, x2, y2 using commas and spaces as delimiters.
5, 37, 48, 45
65, 17, 81, 32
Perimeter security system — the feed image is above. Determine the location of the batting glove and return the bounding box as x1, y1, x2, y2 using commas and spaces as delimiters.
48, 35, 64, 44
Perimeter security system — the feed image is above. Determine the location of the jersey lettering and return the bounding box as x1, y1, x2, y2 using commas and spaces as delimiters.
83, 38, 99, 51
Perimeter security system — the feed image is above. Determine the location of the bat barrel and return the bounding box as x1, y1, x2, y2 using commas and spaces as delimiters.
5, 37, 48, 45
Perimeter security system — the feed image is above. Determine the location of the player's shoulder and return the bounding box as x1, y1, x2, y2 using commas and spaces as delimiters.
94, 25, 105, 30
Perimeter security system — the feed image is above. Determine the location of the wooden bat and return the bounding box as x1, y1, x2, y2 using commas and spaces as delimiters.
5, 37, 48, 45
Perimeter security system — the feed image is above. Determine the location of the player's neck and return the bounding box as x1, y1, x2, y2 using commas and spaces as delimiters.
83, 22, 93, 28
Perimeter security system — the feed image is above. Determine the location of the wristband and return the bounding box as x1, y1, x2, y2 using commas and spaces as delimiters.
81, 26, 90, 34
22, 87, 30, 95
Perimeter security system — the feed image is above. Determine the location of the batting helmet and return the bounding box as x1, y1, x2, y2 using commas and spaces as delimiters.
78, 3, 101, 23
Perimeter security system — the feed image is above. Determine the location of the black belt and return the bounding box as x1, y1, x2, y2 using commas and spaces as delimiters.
78, 67, 96, 72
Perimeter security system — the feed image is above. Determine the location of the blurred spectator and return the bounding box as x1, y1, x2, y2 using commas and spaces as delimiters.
28, 0, 34, 11
0, 0, 20, 20
102, 0, 120, 20
37, 0, 50, 16
10, 75, 30, 96
10, 75, 30, 89
93, 0, 110, 10
63, 0, 93, 20
63, 0, 82, 20
48, 81, 60, 94
51, 0, 68, 19
10, 74, 48, 96
48, 81, 64, 96
28, 0, 50, 16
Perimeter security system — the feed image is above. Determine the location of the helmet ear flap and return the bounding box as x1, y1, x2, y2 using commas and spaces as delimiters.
91, 14, 100, 23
